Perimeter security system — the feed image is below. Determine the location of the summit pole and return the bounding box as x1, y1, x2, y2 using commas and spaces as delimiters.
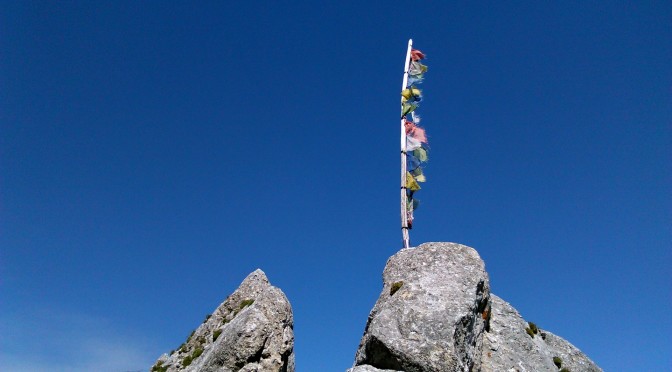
400, 39, 413, 249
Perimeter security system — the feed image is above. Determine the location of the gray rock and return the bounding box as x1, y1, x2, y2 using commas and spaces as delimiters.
349, 242, 601, 372
482, 294, 601, 372
151, 269, 294, 372
353, 242, 491, 372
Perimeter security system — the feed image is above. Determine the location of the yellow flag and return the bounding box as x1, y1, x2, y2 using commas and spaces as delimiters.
406, 172, 421, 191
401, 87, 422, 102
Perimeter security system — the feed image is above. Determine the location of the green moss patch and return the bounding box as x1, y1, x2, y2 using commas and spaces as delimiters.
525, 327, 535, 338
182, 355, 193, 367
151, 361, 168, 372
390, 281, 404, 296
525, 321, 539, 338
192, 346, 204, 359
239, 299, 255, 309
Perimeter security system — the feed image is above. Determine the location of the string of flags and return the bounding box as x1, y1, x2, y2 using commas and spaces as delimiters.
402, 48, 428, 229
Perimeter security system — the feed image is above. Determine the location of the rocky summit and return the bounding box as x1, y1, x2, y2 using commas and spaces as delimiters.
352, 242, 491, 372
349, 242, 601, 372
151, 242, 600, 372
151, 269, 294, 372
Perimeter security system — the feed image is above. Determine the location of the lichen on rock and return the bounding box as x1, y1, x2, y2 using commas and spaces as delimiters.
349, 242, 601, 372
152, 269, 294, 372
353, 242, 491, 372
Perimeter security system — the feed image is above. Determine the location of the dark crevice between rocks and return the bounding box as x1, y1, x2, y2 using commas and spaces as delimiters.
475, 280, 491, 332
476, 280, 485, 296
362, 314, 373, 336
234, 336, 267, 371
247, 339, 266, 364
454, 315, 476, 372
482, 302, 492, 332
361, 336, 404, 370
452, 280, 490, 372
280, 348, 291, 372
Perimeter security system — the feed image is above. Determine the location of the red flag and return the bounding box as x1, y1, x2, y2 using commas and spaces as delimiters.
405, 120, 428, 143
410, 48, 425, 61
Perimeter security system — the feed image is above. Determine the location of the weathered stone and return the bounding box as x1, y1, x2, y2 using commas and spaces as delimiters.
349, 242, 601, 372
151, 269, 294, 372
353, 242, 491, 372
482, 295, 601, 372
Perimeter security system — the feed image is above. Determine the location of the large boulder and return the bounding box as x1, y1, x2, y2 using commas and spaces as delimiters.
482, 294, 601, 372
349, 242, 601, 372
151, 269, 294, 372
352, 242, 491, 372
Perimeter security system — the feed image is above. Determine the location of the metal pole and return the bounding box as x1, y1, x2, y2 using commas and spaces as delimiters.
400, 39, 413, 249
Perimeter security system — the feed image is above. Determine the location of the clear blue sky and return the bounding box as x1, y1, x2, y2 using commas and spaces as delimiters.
1, 2, 670, 371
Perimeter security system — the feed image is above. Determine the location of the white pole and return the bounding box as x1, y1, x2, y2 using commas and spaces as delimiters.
400, 39, 413, 249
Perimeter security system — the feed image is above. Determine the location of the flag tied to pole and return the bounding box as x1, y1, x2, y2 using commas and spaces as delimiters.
402, 48, 428, 229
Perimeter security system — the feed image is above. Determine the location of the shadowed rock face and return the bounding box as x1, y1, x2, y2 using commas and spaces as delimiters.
151, 269, 294, 372
349, 242, 601, 372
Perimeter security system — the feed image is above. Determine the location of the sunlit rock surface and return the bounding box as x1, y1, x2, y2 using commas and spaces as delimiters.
349, 242, 600, 372
151, 269, 294, 372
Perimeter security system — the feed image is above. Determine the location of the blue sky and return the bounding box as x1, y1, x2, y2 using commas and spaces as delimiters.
1, 1, 670, 371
